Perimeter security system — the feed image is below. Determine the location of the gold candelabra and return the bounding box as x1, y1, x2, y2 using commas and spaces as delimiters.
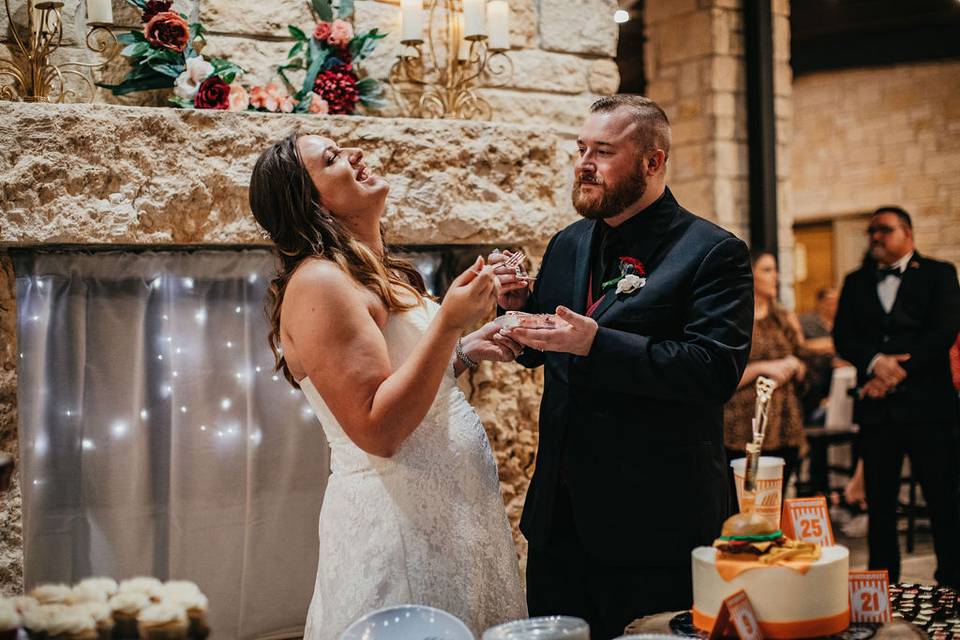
0, 0, 119, 102
388, 0, 513, 120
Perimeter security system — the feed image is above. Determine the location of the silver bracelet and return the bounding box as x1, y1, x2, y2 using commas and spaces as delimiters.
455, 337, 478, 369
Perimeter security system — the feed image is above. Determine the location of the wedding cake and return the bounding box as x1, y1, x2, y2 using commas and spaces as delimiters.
691, 513, 850, 639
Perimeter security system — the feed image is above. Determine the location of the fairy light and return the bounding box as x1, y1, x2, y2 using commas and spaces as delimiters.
220, 398, 232, 411
82, 438, 95, 451
194, 309, 206, 325
179, 405, 188, 414
112, 420, 129, 437
140, 409, 149, 420
181, 277, 195, 289
235, 306, 242, 314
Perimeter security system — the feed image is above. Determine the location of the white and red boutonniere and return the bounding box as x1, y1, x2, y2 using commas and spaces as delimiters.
603, 256, 647, 295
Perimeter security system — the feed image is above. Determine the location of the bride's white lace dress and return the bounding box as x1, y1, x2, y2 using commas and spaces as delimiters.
299, 299, 528, 639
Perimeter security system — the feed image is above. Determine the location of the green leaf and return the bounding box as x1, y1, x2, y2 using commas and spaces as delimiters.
311, 0, 333, 22
296, 94, 314, 112
287, 41, 305, 60
121, 41, 150, 58
125, 0, 146, 9
337, 0, 354, 19
169, 96, 195, 108
288, 25, 307, 41
148, 60, 185, 78
96, 73, 174, 96
302, 38, 329, 94
355, 77, 381, 93
116, 31, 146, 45
358, 94, 388, 109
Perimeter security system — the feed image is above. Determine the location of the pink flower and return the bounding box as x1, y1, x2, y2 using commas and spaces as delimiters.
228, 83, 249, 111
307, 92, 329, 114
327, 19, 354, 48
280, 95, 296, 113
250, 86, 279, 112
313, 21, 332, 42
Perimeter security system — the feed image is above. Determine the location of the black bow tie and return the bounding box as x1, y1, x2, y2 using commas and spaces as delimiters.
876, 266, 902, 281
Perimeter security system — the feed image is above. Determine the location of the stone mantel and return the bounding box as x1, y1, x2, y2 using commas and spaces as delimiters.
0, 102, 579, 248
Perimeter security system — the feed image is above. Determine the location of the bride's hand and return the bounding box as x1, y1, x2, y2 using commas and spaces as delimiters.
438, 256, 498, 330
463, 321, 525, 363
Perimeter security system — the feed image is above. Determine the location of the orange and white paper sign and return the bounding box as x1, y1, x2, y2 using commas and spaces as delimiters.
849, 570, 891, 623
782, 496, 835, 546
709, 590, 764, 640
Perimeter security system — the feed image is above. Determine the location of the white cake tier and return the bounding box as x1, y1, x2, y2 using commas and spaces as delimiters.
692, 545, 850, 639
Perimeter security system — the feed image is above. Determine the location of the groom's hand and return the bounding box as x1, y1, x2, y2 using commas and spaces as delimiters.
506, 306, 598, 356
488, 250, 530, 311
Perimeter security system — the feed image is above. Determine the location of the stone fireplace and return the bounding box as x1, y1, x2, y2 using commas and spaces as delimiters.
0, 101, 580, 597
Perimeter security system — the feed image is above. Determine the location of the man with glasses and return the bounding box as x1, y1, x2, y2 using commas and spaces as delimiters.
833, 206, 960, 589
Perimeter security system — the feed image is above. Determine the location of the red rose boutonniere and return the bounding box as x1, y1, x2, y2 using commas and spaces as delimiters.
602, 256, 648, 295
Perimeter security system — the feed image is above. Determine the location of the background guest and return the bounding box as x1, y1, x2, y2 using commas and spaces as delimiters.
724, 250, 806, 510
799, 287, 840, 424
833, 205, 960, 589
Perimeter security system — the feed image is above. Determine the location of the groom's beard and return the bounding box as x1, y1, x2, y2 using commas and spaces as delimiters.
572, 168, 647, 220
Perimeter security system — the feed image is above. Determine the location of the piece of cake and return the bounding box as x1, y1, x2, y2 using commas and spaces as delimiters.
44, 609, 97, 640
74, 602, 114, 640
158, 584, 208, 640
691, 512, 850, 639
118, 577, 164, 602
109, 591, 151, 639
31, 584, 74, 606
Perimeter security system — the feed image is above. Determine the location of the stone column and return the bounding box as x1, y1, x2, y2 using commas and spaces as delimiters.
643, 0, 794, 303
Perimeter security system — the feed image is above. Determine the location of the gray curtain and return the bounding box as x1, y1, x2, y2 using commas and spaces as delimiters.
14, 249, 330, 640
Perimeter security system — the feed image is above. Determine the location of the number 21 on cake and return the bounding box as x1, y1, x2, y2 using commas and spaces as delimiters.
848, 570, 891, 623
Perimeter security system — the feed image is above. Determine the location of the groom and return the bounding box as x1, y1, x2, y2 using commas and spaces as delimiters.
494, 95, 754, 638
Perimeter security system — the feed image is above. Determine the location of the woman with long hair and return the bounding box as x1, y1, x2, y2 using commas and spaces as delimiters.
249, 133, 527, 638
723, 249, 807, 510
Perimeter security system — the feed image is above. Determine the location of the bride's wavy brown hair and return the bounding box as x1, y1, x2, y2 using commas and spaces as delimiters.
249, 131, 427, 388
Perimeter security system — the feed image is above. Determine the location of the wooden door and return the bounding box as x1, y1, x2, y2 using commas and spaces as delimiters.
794, 222, 835, 314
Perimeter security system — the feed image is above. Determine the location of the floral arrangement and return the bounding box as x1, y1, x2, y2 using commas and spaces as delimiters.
603, 257, 647, 294
98, 0, 246, 110
277, 0, 387, 115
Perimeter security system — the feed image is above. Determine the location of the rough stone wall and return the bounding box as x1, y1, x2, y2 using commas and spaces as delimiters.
0, 101, 582, 592
1, 0, 620, 133
792, 61, 960, 267
642, 0, 794, 304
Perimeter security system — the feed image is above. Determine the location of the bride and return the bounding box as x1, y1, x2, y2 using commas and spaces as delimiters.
248, 133, 528, 638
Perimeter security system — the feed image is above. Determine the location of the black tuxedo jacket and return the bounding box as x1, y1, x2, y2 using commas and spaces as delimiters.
516, 188, 754, 568
833, 252, 960, 426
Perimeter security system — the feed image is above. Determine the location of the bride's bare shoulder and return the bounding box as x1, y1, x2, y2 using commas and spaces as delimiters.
284, 258, 386, 324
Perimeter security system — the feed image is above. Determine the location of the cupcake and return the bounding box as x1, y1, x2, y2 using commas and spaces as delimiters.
45, 609, 97, 640
31, 584, 74, 606
0, 599, 21, 640
158, 590, 207, 640
22, 604, 68, 639
118, 579, 163, 602
74, 579, 117, 602
108, 592, 150, 639
12, 595, 39, 615
136, 604, 187, 640
74, 603, 113, 640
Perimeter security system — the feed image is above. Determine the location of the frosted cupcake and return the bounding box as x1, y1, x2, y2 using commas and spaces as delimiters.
108, 591, 150, 639
22, 604, 68, 639
136, 604, 188, 640
31, 584, 74, 606
118, 578, 163, 602
158, 588, 208, 640
45, 609, 97, 640
12, 595, 39, 615
74, 578, 117, 603
74, 602, 113, 640
0, 599, 21, 640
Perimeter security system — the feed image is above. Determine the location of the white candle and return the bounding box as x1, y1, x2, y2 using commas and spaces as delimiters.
463, 0, 485, 38
486, 1, 509, 50
400, 0, 424, 42
86, 0, 113, 24
456, 14, 470, 61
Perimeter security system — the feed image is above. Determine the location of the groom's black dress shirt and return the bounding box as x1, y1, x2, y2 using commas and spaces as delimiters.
590, 190, 669, 303
516, 186, 754, 573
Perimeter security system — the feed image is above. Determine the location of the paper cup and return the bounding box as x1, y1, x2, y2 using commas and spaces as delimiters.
731, 456, 785, 529
483, 617, 590, 640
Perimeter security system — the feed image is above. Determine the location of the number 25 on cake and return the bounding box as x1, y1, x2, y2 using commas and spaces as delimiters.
691, 510, 850, 638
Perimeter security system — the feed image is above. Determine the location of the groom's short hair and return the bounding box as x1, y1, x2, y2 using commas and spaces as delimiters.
590, 95, 671, 161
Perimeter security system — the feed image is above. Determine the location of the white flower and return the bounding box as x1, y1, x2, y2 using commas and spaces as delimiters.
615, 274, 645, 294
174, 55, 214, 100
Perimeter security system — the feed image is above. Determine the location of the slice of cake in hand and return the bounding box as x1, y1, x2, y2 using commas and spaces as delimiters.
691, 511, 850, 639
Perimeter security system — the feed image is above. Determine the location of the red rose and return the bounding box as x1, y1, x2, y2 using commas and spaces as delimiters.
619, 256, 646, 276
194, 76, 230, 110
313, 65, 360, 115
141, 0, 173, 23
313, 21, 332, 42
144, 11, 190, 52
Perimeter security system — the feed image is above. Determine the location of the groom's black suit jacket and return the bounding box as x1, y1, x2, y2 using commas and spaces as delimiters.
516, 187, 754, 569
